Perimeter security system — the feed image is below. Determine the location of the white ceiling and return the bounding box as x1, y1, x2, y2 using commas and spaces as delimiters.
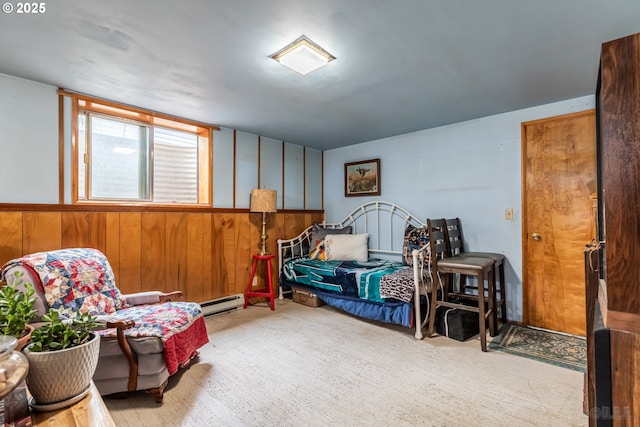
1, 1, 638, 150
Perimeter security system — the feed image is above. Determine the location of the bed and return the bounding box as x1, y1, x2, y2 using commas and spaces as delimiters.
277, 201, 432, 339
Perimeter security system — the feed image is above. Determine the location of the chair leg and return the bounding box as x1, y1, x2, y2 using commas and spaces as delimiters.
145, 379, 168, 403
488, 268, 496, 337
442, 273, 452, 301
459, 265, 499, 336
243, 258, 260, 309
498, 262, 507, 323
476, 271, 487, 352
180, 350, 200, 369
459, 259, 508, 325
266, 257, 275, 311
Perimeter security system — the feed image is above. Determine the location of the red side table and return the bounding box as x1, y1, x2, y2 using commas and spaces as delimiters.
244, 254, 276, 311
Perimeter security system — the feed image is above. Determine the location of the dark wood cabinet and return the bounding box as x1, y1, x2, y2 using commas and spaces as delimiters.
598, 32, 640, 320
586, 32, 640, 426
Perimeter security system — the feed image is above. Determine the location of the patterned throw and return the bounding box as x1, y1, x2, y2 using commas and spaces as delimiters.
0, 248, 127, 316
98, 303, 209, 375
379, 267, 425, 302
0, 248, 209, 375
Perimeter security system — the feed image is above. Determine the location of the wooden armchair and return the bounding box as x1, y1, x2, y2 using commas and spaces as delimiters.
0, 248, 209, 402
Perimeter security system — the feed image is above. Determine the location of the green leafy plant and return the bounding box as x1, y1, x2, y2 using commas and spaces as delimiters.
0, 271, 38, 338
29, 309, 99, 352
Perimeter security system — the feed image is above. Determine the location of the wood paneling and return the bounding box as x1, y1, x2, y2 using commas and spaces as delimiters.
235, 214, 253, 293
119, 213, 141, 294
187, 214, 205, 302
61, 212, 106, 251
0, 212, 22, 263
273, 213, 286, 290
0, 209, 319, 302
61, 211, 87, 248
213, 214, 235, 297
166, 213, 188, 295
23, 212, 61, 254
141, 213, 166, 293
105, 213, 120, 280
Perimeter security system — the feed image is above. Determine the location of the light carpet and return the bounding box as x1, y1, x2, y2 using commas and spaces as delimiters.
104, 299, 587, 426
488, 323, 587, 373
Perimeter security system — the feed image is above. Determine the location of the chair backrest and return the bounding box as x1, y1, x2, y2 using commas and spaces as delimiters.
426, 218, 449, 268
444, 217, 465, 256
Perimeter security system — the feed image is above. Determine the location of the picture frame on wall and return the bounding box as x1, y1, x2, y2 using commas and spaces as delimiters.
344, 159, 381, 197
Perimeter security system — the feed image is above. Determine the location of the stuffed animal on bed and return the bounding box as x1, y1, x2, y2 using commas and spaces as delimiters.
310, 239, 326, 260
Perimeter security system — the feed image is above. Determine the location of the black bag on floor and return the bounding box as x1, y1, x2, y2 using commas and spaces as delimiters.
435, 305, 480, 342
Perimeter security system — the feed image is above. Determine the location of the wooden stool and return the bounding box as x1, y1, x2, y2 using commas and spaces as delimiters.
244, 254, 276, 311
443, 218, 507, 325
427, 219, 496, 351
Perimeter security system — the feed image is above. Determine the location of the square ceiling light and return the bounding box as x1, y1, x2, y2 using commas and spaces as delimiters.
270, 36, 335, 75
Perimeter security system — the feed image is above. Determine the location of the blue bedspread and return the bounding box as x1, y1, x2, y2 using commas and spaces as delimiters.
280, 257, 420, 328
281, 257, 408, 303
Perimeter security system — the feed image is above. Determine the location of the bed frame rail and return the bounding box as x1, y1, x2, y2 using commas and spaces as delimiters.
277, 201, 431, 339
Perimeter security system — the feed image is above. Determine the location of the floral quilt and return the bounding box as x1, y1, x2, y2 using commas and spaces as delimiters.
0, 248, 128, 316
0, 248, 209, 375
98, 302, 209, 375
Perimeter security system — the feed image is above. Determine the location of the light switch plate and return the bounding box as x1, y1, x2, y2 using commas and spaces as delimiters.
505, 208, 514, 220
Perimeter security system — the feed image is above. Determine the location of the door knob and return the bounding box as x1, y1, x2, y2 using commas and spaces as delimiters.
532, 232, 542, 241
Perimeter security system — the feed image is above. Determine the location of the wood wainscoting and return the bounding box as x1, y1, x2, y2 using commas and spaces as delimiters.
0, 206, 322, 303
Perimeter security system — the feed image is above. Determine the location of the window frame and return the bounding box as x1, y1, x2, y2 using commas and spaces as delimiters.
79, 111, 153, 202
65, 91, 215, 207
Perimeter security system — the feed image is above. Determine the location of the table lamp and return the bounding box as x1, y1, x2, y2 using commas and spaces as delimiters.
250, 189, 277, 255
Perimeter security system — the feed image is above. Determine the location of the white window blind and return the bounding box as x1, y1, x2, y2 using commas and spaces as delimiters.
152, 127, 198, 203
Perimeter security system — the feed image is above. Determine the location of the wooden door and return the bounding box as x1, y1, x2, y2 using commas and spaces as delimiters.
522, 110, 596, 336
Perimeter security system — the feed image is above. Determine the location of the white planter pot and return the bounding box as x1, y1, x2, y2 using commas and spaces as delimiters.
23, 332, 100, 406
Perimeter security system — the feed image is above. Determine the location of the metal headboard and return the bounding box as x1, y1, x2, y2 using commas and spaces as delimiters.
277, 200, 426, 268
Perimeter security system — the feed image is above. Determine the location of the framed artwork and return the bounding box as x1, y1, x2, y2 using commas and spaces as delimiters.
344, 159, 381, 197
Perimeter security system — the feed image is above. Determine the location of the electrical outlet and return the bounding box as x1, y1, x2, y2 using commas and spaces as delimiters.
505, 208, 514, 220
252, 277, 258, 287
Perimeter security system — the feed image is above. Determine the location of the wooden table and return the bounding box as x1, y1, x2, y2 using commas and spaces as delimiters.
31, 383, 115, 427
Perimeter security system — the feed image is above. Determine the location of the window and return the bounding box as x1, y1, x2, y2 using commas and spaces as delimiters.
72, 96, 212, 205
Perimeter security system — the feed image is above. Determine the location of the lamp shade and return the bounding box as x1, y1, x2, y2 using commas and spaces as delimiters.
250, 189, 277, 213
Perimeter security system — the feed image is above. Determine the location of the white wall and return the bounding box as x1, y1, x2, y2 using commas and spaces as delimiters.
211, 130, 314, 210
0, 74, 59, 203
323, 95, 595, 321
1, 73, 322, 209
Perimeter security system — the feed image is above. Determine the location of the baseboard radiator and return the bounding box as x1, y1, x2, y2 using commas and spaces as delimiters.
200, 294, 244, 316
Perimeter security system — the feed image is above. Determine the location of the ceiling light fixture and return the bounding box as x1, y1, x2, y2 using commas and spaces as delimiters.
270, 35, 335, 75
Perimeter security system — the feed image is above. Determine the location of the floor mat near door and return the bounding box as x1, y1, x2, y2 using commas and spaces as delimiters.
488, 323, 586, 372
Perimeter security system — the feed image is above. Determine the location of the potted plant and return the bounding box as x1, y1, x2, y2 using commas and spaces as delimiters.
22, 309, 101, 408
0, 271, 38, 350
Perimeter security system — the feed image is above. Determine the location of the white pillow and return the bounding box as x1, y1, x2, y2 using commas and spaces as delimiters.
324, 233, 369, 261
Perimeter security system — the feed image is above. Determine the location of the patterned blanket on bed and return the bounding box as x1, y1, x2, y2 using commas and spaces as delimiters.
282, 257, 418, 302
